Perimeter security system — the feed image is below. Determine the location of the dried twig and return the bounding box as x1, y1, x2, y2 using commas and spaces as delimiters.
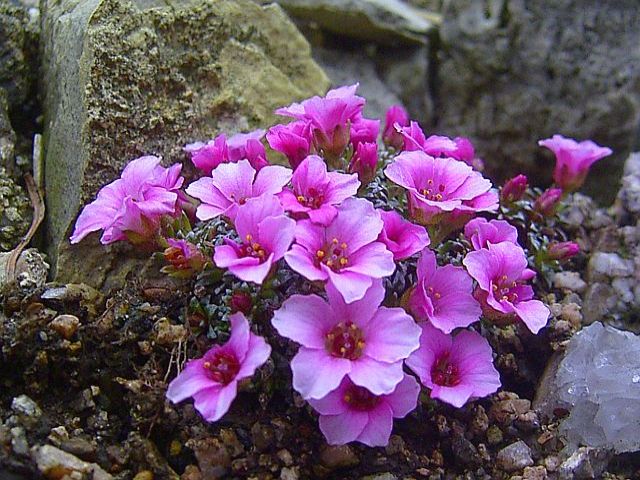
7, 173, 45, 281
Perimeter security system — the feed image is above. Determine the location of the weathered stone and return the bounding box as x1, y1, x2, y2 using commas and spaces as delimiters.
49, 314, 81, 340
617, 151, 640, 220
272, 0, 437, 45
0, 89, 15, 169
41, 0, 329, 288
553, 271, 587, 294
0, 0, 39, 117
495, 440, 534, 472
434, 0, 640, 202
558, 447, 611, 480
534, 322, 640, 453
0, 166, 31, 252
319, 444, 359, 470
31, 444, 112, 480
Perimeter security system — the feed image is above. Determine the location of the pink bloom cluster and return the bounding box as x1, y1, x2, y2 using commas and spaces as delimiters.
71, 156, 184, 245
71, 86, 594, 449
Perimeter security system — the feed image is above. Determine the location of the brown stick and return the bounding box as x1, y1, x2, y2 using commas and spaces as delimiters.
6, 173, 45, 281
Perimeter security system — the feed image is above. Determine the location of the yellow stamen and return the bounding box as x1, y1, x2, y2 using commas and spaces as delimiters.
316, 250, 325, 258
339, 257, 348, 266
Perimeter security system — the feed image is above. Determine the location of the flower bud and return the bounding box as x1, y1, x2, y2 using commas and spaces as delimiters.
547, 241, 580, 261
230, 291, 253, 315
348, 142, 378, 185
382, 105, 410, 149
534, 187, 563, 217
501, 174, 528, 204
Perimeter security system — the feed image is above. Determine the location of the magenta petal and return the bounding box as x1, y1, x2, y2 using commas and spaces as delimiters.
236, 332, 271, 380
306, 205, 338, 226
228, 253, 274, 285
285, 245, 328, 282
253, 165, 293, 196
213, 244, 245, 268
325, 279, 385, 329
326, 268, 373, 304
326, 198, 384, 253
319, 410, 369, 446
308, 384, 349, 416
226, 313, 251, 363
291, 348, 351, 400
271, 294, 333, 349
257, 215, 295, 260
187, 177, 230, 220
384, 374, 420, 418
512, 299, 550, 334
234, 195, 284, 240
430, 384, 475, 408
348, 357, 404, 395
166, 359, 212, 403
343, 242, 396, 278
363, 307, 421, 363
121, 155, 162, 193
192, 382, 237, 422
355, 403, 393, 447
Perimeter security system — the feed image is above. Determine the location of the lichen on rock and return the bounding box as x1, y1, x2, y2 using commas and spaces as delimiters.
41, 0, 329, 289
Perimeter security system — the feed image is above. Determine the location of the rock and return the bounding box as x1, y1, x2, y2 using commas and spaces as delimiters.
360, 474, 397, 480
0, 1, 39, 117
126, 433, 179, 480
10, 426, 29, 456
617, 151, 640, 220
581, 283, 618, 325
272, 0, 437, 45
312, 47, 402, 120
11, 394, 42, 420
0, 89, 16, 169
133, 471, 154, 480
49, 314, 81, 340
558, 447, 611, 480
451, 433, 481, 467
587, 252, 634, 280
250, 422, 274, 452
495, 441, 534, 472
280, 466, 300, 480
152, 318, 187, 346
187, 437, 230, 480
534, 322, 640, 453
319, 444, 359, 470
434, 0, 640, 202
40, 0, 329, 289
0, 167, 31, 252
522, 466, 547, 480
553, 272, 587, 294
31, 444, 113, 480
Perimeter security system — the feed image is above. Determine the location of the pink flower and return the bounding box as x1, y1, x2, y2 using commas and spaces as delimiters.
271, 280, 421, 400
185, 129, 268, 174
350, 117, 380, 148
464, 218, 519, 250
463, 242, 550, 334
285, 197, 396, 303
308, 375, 419, 447
384, 151, 498, 226
406, 323, 501, 408
214, 195, 295, 285
408, 249, 481, 334
70, 156, 184, 245
398, 122, 479, 167
348, 142, 378, 185
534, 187, 563, 217
547, 241, 580, 261
166, 313, 271, 422
162, 238, 206, 276
266, 121, 312, 169
377, 210, 430, 261
501, 174, 528, 204
538, 134, 612, 191
279, 155, 359, 226
186, 160, 292, 222
276, 84, 365, 159
383, 105, 410, 149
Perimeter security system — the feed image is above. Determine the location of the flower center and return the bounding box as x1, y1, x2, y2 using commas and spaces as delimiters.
426, 286, 442, 301
296, 187, 324, 209
325, 321, 365, 360
420, 179, 446, 201
492, 274, 519, 303
243, 234, 266, 260
203, 350, 240, 384
343, 384, 380, 411
431, 353, 460, 387
316, 238, 349, 271
228, 193, 247, 205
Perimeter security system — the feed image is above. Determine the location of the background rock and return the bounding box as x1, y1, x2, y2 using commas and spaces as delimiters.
433, 0, 640, 202
41, 0, 329, 289
534, 322, 640, 454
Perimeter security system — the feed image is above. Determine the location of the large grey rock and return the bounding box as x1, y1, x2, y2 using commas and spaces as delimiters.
0, 89, 16, 170
271, 0, 437, 45
41, 0, 329, 289
433, 0, 640, 202
534, 322, 640, 454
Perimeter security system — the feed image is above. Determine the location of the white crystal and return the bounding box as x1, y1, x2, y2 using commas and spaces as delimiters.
541, 322, 640, 453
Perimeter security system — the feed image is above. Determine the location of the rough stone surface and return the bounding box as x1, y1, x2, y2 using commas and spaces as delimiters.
270, 0, 436, 45
617, 151, 640, 221
41, 0, 329, 289
558, 447, 611, 480
0, 89, 16, 169
495, 440, 534, 472
434, 0, 640, 201
0, 166, 31, 252
0, 0, 39, 118
534, 322, 640, 453
31, 444, 113, 480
